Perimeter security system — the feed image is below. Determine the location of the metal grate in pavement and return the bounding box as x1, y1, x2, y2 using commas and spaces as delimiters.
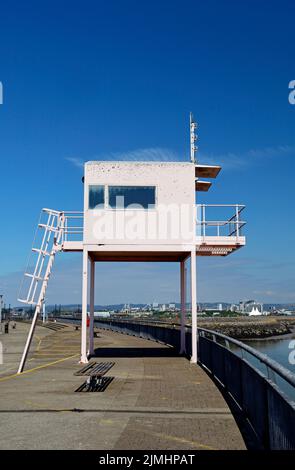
75, 376, 114, 392
74, 361, 115, 377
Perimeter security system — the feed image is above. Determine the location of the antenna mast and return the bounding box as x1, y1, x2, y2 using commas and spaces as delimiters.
190, 112, 198, 163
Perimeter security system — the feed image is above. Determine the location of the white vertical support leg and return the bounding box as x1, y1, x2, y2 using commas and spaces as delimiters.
88, 258, 95, 356
81, 248, 89, 363
179, 259, 186, 354
190, 249, 198, 364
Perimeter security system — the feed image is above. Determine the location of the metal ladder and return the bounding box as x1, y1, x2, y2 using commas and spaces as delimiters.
17, 208, 65, 373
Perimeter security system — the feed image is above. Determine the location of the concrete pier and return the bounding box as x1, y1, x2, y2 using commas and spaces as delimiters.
0, 322, 245, 450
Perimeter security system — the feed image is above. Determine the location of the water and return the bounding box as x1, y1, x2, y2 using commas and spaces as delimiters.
243, 334, 295, 375
242, 333, 295, 400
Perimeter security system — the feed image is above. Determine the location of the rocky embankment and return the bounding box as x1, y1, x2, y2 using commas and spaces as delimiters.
197, 316, 295, 339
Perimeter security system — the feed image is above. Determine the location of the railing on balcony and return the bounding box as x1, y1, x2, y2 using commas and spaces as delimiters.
35, 207, 246, 246
196, 204, 246, 238
60, 211, 84, 243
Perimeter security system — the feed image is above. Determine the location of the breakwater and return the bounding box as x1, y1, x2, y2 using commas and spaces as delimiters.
197, 316, 295, 339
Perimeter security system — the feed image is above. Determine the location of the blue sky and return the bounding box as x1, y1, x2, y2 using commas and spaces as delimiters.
0, 0, 295, 306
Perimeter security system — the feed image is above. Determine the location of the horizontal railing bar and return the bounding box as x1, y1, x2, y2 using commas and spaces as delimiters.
196, 204, 245, 208
42, 208, 62, 215
63, 231, 83, 234
197, 221, 246, 225
198, 327, 295, 389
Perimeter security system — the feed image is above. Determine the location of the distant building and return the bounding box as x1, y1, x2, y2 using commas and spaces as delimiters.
248, 307, 262, 316
230, 304, 239, 312
93, 311, 111, 318
121, 303, 131, 314
239, 300, 263, 315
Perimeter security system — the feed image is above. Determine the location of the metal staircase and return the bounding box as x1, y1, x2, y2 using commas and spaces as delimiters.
17, 208, 65, 373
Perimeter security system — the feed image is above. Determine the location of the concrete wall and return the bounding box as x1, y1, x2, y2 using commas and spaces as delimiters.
83, 161, 195, 246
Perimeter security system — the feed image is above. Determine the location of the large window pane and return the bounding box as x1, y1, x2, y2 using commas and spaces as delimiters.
108, 186, 155, 209
88, 185, 104, 209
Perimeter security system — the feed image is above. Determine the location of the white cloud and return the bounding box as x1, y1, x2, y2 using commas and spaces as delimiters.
198, 145, 295, 170
65, 157, 84, 169
105, 147, 179, 162
66, 144, 295, 171
66, 147, 180, 169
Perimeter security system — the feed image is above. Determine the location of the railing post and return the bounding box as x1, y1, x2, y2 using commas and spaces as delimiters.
202, 205, 206, 237
61, 213, 66, 244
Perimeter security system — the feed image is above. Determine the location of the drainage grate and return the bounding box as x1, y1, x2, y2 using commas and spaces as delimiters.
75, 376, 114, 392
74, 361, 115, 377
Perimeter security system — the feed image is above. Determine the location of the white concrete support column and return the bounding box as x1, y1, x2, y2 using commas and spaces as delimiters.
81, 248, 89, 363
88, 259, 95, 356
190, 249, 198, 364
179, 259, 186, 354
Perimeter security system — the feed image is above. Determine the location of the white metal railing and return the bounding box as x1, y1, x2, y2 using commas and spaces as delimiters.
60, 211, 84, 242
196, 204, 246, 238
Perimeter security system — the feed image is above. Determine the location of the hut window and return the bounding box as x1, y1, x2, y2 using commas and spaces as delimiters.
88, 185, 105, 209
108, 186, 155, 209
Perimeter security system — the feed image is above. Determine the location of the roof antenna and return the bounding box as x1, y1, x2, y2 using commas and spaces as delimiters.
190, 112, 198, 163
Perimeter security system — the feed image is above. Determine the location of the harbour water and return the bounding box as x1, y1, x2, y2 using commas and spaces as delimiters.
243, 333, 295, 375
242, 332, 295, 400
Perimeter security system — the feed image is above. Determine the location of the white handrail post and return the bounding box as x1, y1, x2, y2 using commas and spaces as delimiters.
61, 212, 65, 244
236, 205, 239, 239
202, 205, 206, 238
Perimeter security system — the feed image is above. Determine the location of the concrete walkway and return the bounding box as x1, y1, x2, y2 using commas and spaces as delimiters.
0, 322, 245, 450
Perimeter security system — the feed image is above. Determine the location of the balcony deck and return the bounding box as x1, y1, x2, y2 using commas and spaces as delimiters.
62, 238, 245, 258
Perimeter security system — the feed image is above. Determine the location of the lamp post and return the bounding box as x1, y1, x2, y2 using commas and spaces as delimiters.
42, 300, 46, 324
0, 295, 3, 324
